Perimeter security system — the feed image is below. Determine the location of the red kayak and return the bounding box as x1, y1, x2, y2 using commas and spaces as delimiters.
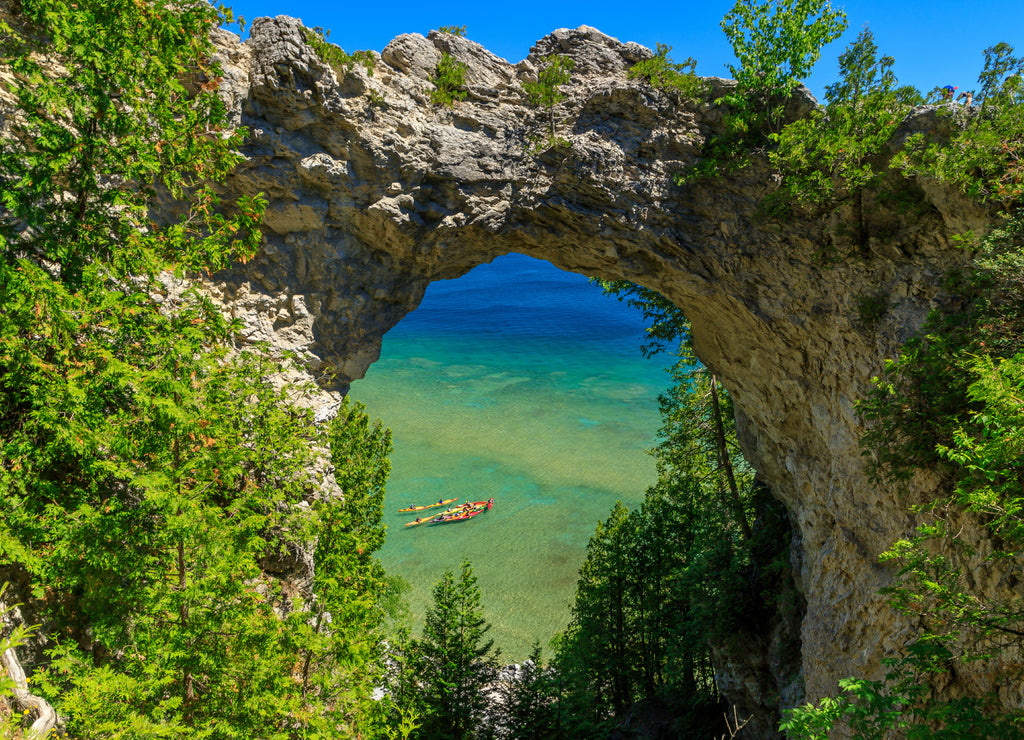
431, 498, 494, 524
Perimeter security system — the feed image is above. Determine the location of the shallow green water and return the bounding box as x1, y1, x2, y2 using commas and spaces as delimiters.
349, 256, 669, 659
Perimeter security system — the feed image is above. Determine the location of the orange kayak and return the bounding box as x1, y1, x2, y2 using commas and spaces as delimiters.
432, 508, 485, 524
406, 503, 471, 526
431, 498, 494, 524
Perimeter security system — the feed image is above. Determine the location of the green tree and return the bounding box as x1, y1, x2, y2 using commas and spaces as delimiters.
431, 52, 469, 108
897, 42, 1024, 209
975, 42, 1024, 117
721, 0, 846, 126
523, 54, 575, 150
416, 560, 499, 739
789, 49, 1024, 733
702, 0, 846, 175
770, 28, 922, 246
293, 398, 396, 732
560, 503, 635, 718
549, 283, 799, 737
594, 280, 688, 358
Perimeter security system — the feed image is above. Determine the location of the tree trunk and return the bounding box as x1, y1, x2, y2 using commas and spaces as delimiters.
710, 375, 752, 542
178, 537, 195, 711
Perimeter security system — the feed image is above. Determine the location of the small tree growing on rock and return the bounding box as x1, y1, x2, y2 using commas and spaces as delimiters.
523, 54, 575, 151
431, 52, 469, 108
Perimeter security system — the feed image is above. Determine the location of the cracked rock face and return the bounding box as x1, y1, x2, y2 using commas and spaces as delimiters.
208, 15, 1009, 724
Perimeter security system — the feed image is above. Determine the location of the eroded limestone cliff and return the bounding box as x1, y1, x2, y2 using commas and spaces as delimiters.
205, 15, 1010, 731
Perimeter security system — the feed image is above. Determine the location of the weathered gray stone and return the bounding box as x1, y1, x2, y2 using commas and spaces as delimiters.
203, 16, 1019, 734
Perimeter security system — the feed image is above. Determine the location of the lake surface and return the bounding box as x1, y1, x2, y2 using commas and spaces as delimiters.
349, 253, 671, 659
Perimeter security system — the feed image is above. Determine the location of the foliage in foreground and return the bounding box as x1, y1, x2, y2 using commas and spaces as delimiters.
701, 0, 847, 174
0, 0, 404, 736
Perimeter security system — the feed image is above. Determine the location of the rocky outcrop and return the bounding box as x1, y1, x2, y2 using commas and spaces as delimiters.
206, 16, 1008, 731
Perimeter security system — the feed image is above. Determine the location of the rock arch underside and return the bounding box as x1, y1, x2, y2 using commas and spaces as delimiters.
206, 16, 1016, 728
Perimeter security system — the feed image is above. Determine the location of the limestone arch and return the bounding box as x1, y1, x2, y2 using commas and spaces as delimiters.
214, 16, 985, 705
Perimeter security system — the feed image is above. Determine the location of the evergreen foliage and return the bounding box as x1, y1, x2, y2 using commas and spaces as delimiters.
414, 561, 499, 740
548, 289, 798, 737
770, 28, 922, 246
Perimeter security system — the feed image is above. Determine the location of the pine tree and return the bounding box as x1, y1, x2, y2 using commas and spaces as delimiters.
417, 560, 498, 739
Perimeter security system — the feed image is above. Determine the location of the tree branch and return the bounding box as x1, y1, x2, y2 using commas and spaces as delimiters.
1, 644, 56, 739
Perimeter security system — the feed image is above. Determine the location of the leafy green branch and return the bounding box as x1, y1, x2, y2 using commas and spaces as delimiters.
430, 52, 468, 108
628, 43, 705, 100
302, 26, 376, 79
435, 25, 466, 37
684, 0, 846, 182
720, 0, 846, 134
768, 28, 922, 247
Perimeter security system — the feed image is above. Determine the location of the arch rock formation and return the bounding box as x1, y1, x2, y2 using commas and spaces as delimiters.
206, 16, 1002, 729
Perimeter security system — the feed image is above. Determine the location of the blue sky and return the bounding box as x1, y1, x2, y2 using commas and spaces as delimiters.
226, 0, 1023, 100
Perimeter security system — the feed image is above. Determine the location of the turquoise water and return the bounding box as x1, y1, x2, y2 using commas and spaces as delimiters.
350, 254, 670, 659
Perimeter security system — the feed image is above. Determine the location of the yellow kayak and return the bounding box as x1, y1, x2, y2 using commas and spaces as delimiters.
404, 516, 439, 527
398, 498, 458, 513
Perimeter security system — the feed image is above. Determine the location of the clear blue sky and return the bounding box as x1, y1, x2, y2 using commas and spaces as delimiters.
225, 0, 1023, 100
